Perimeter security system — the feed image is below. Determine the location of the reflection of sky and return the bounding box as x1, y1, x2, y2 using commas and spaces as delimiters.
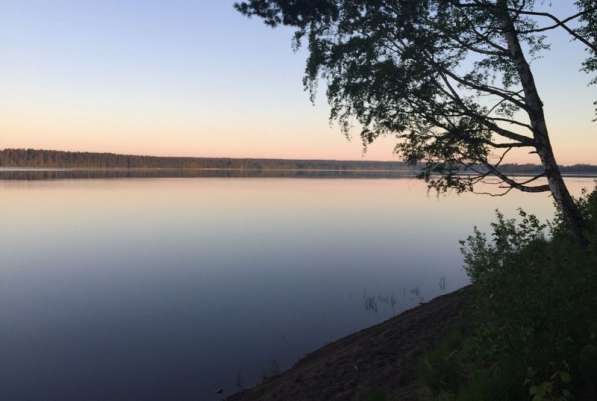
0, 177, 593, 400
0, 1, 595, 163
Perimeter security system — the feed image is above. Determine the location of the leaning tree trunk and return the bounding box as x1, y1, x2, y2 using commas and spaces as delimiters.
497, 0, 588, 246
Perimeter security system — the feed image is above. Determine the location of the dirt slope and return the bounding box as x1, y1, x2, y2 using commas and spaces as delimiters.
225, 287, 470, 401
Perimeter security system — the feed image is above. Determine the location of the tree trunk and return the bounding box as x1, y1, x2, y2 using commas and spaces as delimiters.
497, 0, 588, 246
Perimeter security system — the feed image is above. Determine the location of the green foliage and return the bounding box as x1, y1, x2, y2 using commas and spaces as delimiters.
358, 389, 387, 401
420, 188, 597, 401
576, 0, 597, 85
354, 387, 388, 401
236, 0, 597, 194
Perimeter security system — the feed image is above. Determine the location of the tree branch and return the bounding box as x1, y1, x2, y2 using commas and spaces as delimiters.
436, 72, 535, 145
482, 161, 550, 192
512, 9, 597, 52
516, 11, 587, 34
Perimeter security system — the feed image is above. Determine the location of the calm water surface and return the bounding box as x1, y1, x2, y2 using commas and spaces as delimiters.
0, 177, 593, 401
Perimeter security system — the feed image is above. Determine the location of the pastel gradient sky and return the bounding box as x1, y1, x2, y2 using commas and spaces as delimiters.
0, 0, 595, 163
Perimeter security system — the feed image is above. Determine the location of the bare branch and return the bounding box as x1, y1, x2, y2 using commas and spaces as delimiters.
484, 116, 533, 131
512, 9, 597, 52
473, 186, 515, 197
483, 161, 550, 192
516, 11, 587, 34
483, 140, 531, 148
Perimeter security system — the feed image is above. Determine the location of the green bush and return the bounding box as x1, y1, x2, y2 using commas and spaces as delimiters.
420, 189, 597, 401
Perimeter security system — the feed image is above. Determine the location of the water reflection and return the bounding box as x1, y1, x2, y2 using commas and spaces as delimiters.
360, 282, 444, 314
0, 177, 593, 401
0, 168, 419, 181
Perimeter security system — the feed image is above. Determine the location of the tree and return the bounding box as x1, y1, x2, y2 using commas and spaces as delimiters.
235, 0, 597, 245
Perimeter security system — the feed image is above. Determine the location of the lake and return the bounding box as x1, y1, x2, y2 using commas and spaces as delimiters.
0, 175, 593, 401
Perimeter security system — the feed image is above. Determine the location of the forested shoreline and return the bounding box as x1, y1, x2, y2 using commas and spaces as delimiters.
2, 149, 597, 176
0, 148, 413, 171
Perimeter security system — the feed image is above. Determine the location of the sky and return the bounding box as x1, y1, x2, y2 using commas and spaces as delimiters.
0, 0, 595, 164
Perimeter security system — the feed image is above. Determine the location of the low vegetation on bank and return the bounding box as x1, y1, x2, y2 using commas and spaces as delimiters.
419, 189, 597, 401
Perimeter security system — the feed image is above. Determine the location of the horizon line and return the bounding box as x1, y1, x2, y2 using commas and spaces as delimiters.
3, 147, 597, 168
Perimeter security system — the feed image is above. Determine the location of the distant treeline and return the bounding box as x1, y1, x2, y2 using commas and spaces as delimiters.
0, 169, 422, 181
0, 148, 414, 171
498, 163, 597, 176
1, 149, 596, 176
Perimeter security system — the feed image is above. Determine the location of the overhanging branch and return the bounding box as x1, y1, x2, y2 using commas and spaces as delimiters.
512, 8, 597, 53
483, 161, 550, 193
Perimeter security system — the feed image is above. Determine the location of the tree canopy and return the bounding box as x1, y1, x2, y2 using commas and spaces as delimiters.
236, 0, 597, 244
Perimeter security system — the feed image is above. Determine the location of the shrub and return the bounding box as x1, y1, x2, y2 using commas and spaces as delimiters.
420, 189, 597, 401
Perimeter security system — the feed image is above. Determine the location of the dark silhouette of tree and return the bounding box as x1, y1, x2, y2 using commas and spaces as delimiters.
235, 0, 597, 245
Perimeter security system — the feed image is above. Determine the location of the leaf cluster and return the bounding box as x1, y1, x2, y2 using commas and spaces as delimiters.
236, 0, 597, 194
420, 188, 597, 400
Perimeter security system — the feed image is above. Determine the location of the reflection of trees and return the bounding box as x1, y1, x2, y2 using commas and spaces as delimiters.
0, 168, 419, 181
0, 149, 417, 172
